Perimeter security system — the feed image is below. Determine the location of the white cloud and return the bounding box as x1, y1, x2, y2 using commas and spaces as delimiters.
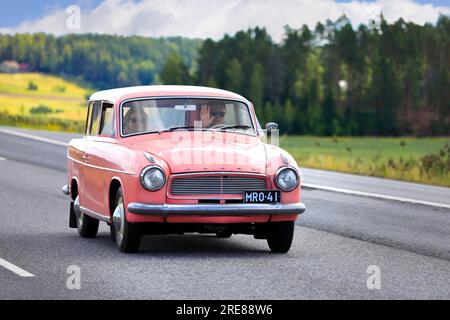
0, 0, 449, 41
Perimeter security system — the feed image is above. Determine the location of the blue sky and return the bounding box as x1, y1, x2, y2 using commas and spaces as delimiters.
0, 0, 102, 27
1, 0, 448, 27
1, 0, 449, 40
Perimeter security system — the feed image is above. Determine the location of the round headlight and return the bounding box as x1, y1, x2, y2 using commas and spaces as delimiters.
140, 166, 165, 191
275, 167, 299, 192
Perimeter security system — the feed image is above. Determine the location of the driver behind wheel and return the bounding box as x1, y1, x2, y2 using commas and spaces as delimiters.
200, 101, 226, 128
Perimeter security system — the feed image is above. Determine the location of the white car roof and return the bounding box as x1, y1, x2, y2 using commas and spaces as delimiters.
89, 85, 250, 104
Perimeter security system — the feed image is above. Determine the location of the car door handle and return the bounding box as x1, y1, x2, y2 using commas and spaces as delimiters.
82, 154, 89, 162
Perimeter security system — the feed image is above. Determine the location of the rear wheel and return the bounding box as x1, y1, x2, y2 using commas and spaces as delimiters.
111, 188, 141, 253
267, 221, 294, 253
74, 195, 99, 238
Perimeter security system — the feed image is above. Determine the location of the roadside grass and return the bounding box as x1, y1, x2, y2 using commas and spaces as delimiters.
0, 112, 85, 133
281, 136, 450, 187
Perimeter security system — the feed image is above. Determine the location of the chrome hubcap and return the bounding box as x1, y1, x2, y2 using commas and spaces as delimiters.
113, 197, 125, 245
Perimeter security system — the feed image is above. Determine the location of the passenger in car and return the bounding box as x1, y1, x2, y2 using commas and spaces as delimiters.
123, 107, 148, 134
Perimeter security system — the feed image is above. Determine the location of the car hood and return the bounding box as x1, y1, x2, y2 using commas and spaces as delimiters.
130, 132, 267, 174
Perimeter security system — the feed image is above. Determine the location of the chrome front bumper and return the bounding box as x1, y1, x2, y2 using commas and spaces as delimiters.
128, 202, 306, 216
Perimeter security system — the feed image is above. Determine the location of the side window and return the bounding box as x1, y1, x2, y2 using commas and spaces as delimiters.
90, 102, 102, 136
85, 102, 92, 135
99, 104, 115, 137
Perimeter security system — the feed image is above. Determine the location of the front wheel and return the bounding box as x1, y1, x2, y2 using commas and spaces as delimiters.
267, 221, 294, 253
111, 188, 141, 253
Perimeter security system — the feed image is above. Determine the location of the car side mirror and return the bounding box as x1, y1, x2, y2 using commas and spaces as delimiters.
265, 122, 278, 137
265, 122, 278, 131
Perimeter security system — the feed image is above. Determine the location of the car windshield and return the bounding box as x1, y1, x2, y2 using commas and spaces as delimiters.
121, 98, 255, 136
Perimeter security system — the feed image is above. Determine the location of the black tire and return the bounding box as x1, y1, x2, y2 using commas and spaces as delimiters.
109, 223, 116, 243
75, 196, 99, 238
216, 231, 232, 238
267, 221, 294, 253
112, 188, 141, 253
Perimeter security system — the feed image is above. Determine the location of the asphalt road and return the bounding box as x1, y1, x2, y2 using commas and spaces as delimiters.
0, 128, 449, 299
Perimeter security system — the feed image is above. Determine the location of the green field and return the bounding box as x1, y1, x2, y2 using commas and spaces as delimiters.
281, 136, 450, 187
0, 73, 91, 121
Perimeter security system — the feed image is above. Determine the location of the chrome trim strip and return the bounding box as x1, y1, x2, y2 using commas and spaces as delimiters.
170, 176, 266, 195
167, 171, 270, 198
67, 155, 136, 176
170, 171, 268, 179
128, 202, 306, 216
80, 206, 110, 222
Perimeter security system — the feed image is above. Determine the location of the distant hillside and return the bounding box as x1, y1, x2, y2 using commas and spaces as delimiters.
0, 34, 202, 89
0, 73, 91, 121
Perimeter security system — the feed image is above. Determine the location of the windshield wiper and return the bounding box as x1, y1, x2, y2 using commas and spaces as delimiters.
158, 126, 197, 134
213, 125, 252, 131
159, 125, 252, 134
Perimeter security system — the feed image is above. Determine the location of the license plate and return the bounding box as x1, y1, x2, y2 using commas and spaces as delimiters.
244, 191, 281, 204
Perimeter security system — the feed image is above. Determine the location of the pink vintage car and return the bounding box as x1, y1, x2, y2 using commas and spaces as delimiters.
64, 86, 305, 253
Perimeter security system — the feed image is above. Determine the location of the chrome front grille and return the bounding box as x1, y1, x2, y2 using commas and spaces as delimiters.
170, 175, 267, 195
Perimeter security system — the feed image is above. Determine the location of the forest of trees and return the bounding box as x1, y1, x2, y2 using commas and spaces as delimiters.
0, 15, 449, 136
188, 15, 449, 136
0, 33, 202, 89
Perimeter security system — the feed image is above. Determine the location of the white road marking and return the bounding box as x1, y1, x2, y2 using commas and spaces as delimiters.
0, 157, 6, 161
303, 183, 450, 209
0, 128, 68, 147
0, 258, 35, 277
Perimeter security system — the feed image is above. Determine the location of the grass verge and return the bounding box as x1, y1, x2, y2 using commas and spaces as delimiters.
0, 112, 84, 133
281, 136, 450, 187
